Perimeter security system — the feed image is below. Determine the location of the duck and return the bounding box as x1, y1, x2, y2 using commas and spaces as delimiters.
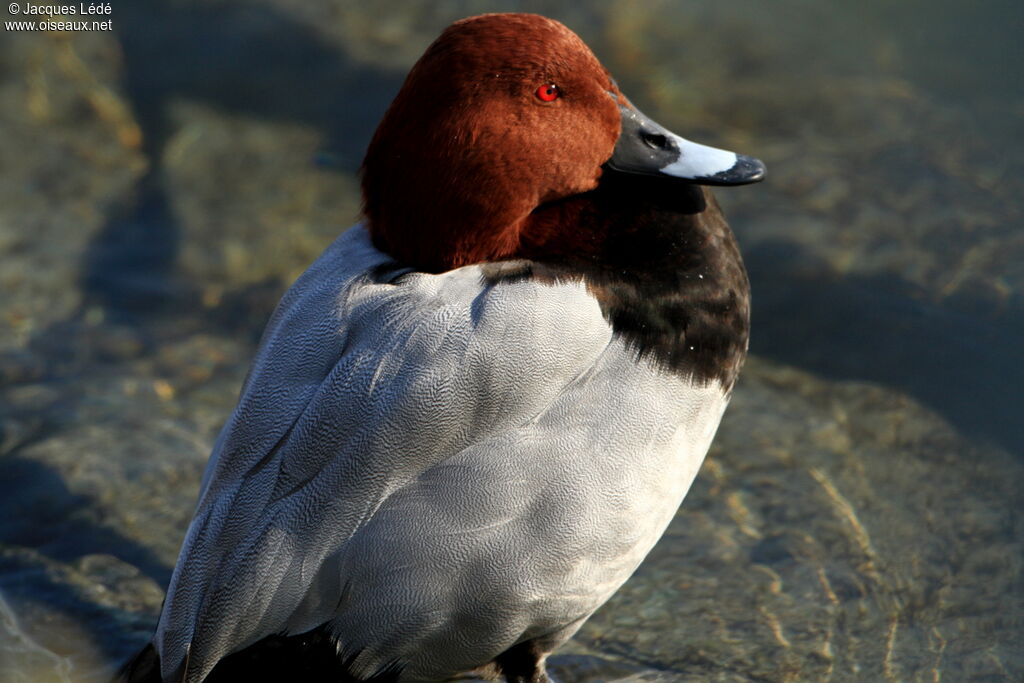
117, 12, 764, 683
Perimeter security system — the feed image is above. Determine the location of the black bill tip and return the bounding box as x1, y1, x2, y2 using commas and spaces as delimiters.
700, 154, 766, 186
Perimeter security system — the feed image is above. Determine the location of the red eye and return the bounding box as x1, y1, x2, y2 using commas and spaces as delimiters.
535, 84, 560, 102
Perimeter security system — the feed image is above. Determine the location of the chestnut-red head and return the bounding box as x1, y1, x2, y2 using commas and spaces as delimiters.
361, 13, 765, 273
362, 13, 622, 272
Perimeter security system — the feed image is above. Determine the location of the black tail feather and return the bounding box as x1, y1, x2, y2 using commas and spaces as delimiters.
206, 629, 352, 681
114, 642, 161, 683
113, 628, 403, 682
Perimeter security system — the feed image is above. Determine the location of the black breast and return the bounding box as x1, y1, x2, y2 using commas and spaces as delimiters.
498, 173, 751, 390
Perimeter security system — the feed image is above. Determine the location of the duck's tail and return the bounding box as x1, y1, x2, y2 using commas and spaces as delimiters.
112, 628, 394, 682
114, 642, 161, 683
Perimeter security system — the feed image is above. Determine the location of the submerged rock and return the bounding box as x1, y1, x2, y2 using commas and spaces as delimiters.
0, 590, 72, 683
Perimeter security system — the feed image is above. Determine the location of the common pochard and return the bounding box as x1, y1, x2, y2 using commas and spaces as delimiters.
119, 12, 764, 683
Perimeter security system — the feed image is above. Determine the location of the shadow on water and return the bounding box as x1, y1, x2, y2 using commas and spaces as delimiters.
14, 1, 407, 658
746, 241, 1024, 457
81, 1, 405, 319
0, 435, 171, 586
0, 550, 153, 665
0, 434, 171, 663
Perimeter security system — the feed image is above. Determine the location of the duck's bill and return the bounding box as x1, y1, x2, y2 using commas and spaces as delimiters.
606, 103, 766, 186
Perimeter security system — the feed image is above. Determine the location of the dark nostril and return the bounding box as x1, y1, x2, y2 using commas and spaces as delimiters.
641, 131, 669, 151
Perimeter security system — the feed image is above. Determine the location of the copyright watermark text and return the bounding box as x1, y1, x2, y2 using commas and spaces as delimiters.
6, 3, 113, 31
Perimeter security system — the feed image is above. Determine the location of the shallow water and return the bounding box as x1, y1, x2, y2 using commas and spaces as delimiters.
1, 1, 1021, 681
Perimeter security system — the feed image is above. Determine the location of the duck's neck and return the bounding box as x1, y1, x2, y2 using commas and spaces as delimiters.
366, 188, 533, 274
512, 174, 751, 390
367, 172, 750, 389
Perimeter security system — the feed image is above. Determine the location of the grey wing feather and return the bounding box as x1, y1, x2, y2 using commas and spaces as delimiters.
154, 226, 614, 682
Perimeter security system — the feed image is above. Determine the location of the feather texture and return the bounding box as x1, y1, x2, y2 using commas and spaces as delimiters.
153, 225, 728, 682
